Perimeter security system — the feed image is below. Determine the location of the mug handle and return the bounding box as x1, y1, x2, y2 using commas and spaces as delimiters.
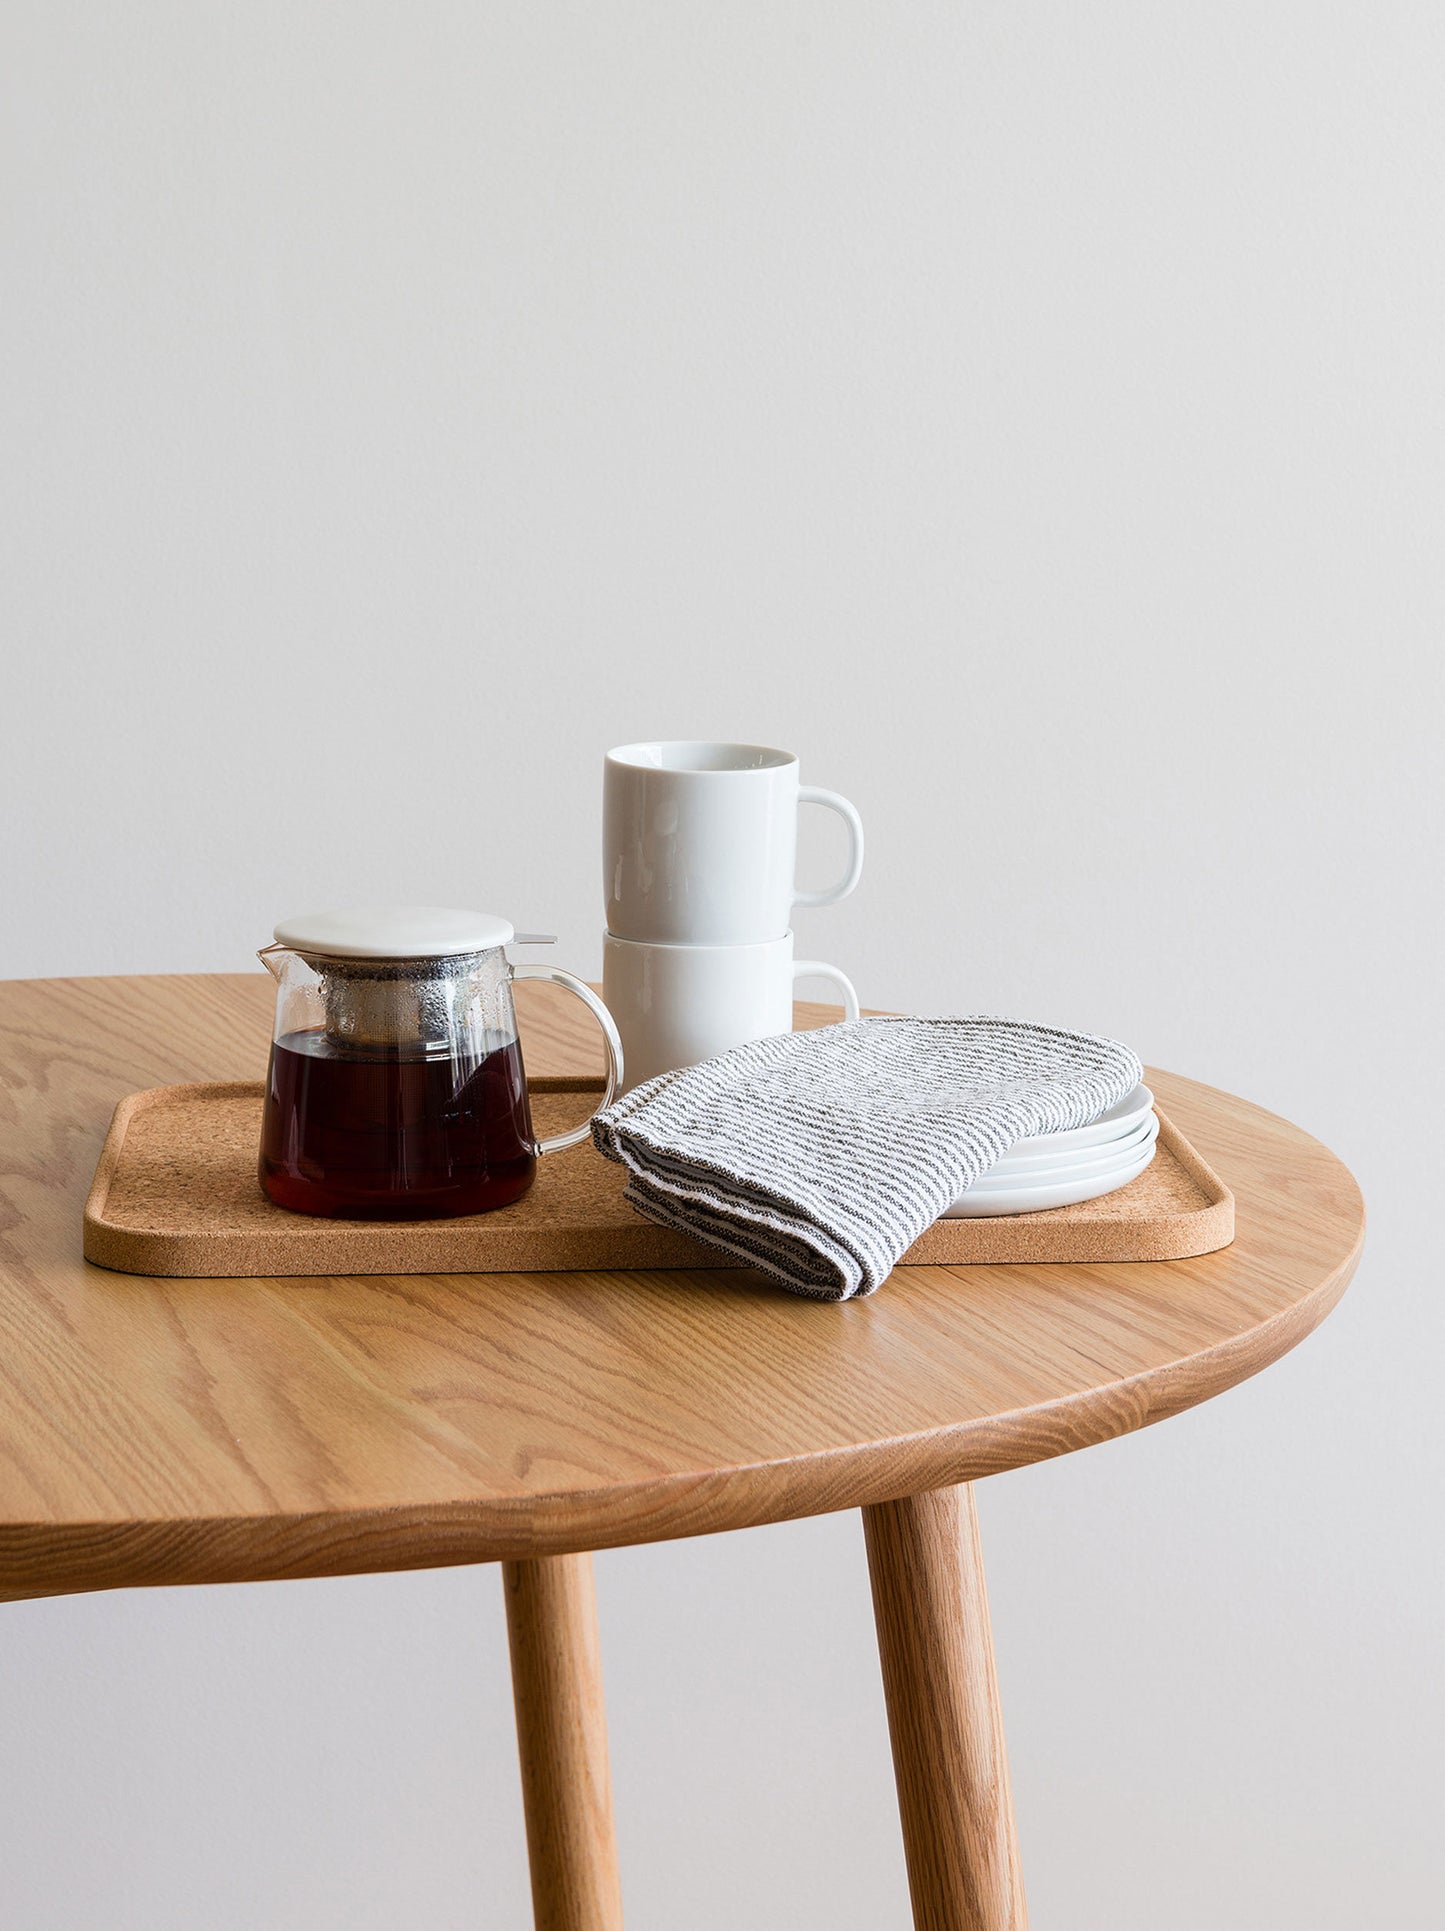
791, 960, 861, 1021
510, 963, 625, 1154
793, 786, 865, 909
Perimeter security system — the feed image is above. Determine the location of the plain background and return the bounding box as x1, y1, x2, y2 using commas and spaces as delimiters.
2, 4, 1441, 1926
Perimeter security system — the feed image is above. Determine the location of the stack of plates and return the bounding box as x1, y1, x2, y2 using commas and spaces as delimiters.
943, 1085, 1158, 1217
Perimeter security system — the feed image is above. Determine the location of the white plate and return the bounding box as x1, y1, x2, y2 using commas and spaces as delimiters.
980, 1113, 1159, 1182
990, 1101, 1155, 1167
943, 1142, 1156, 1217
995, 1084, 1154, 1159
981, 1119, 1151, 1174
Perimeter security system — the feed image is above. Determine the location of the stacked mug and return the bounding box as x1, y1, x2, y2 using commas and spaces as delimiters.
602, 741, 863, 1093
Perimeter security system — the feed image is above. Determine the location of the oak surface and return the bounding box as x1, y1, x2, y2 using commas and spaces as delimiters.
865, 1488, 1027, 1931
504, 1552, 624, 1931
0, 974, 1362, 1599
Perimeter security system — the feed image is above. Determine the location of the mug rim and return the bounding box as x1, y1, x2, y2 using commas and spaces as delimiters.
606, 740, 796, 775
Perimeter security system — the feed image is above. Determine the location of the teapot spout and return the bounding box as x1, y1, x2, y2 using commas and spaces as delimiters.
257, 942, 289, 980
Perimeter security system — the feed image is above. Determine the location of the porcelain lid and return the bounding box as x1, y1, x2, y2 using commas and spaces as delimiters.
273, 906, 515, 961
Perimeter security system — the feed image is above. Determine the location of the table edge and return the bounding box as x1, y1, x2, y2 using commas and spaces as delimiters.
2, 1209, 1361, 1602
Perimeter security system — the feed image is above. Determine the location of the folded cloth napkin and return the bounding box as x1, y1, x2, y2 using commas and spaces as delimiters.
591, 1016, 1144, 1301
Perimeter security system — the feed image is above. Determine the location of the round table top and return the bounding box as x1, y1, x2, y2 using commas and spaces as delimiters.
0, 974, 1362, 1601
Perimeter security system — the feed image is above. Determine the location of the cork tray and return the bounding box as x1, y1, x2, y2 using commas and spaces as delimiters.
83, 1077, 1234, 1278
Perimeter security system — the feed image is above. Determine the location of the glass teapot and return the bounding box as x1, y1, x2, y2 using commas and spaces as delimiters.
257, 907, 622, 1220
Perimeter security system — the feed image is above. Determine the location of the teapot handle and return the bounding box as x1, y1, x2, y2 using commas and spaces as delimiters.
510, 963, 624, 1155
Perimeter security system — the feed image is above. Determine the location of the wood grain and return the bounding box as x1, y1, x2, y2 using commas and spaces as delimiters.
0, 975, 1363, 1599
504, 1553, 624, 1931
865, 1488, 1026, 1931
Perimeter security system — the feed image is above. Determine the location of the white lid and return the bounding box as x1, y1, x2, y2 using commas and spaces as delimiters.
273, 906, 515, 960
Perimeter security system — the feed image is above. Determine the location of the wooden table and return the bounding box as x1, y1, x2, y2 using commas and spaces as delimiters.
0, 975, 1363, 1931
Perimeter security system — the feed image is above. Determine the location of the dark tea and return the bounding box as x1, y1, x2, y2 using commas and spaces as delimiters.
259, 1027, 536, 1219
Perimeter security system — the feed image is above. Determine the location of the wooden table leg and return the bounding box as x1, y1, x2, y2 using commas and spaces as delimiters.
503, 1552, 625, 1931
863, 1485, 1028, 1931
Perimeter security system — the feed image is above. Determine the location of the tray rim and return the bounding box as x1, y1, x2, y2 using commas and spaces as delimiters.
83, 1077, 1234, 1278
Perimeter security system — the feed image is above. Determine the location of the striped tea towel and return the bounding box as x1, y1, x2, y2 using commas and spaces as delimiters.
591, 1016, 1144, 1301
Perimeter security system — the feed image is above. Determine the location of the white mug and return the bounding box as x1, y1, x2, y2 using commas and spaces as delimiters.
602, 931, 860, 1093
603, 741, 864, 945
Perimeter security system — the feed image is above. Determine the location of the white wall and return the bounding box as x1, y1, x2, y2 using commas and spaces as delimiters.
2, 5, 1440, 1926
